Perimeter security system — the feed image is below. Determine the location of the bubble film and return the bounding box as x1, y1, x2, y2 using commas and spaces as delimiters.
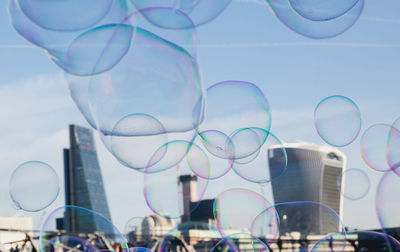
211, 233, 269, 252
40, 206, 127, 251
360, 124, 399, 172
131, 0, 232, 28
232, 130, 287, 184
387, 119, 400, 174
311, 231, 400, 251
266, 0, 364, 39
144, 146, 208, 219
9, 161, 59, 212
376, 171, 400, 232
158, 222, 220, 252
289, 0, 359, 21
124, 216, 145, 235
337, 168, 370, 200
251, 201, 345, 247
314, 95, 361, 147
199, 81, 271, 160
214, 189, 275, 237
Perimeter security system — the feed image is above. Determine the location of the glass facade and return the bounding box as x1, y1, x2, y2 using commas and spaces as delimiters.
64, 125, 112, 234
268, 144, 345, 237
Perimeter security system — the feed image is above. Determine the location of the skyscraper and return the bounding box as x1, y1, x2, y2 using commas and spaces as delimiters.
63, 125, 111, 233
268, 143, 346, 237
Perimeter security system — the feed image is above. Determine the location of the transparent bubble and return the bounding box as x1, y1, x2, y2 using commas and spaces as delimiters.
131, 0, 232, 28
251, 201, 345, 247
8, 0, 130, 73
40, 206, 127, 251
337, 168, 370, 200
387, 119, 400, 175
214, 189, 274, 237
232, 130, 287, 184
266, 0, 364, 39
9, 161, 59, 212
17, 0, 113, 31
143, 146, 208, 219
211, 233, 269, 252
187, 141, 232, 180
289, 0, 359, 21
376, 171, 400, 232
124, 216, 145, 235
199, 81, 271, 160
158, 222, 220, 252
360, 124, 400, 172
314, 95, 361, 147
311, 231, 400, 251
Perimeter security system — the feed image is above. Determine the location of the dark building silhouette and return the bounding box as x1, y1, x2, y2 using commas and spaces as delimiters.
63, 124, 111, 233
268, 143, 345, 237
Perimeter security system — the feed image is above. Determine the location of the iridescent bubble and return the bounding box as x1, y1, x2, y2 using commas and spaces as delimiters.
251, 201, 345, 246
232, 130, 287, 184
199, 81, 271, 160
214, 189, 275, 237
40, 206, 127, 251
211, 233, 269, 252
376, 171, 400, 232
360, 124, 400, 172
9, 161, 59, 212
124, 216, 145, 236
158, 222, 220, 252
144, 147, 208, 219
289, 0, 359, 21
17, 0, 113, 31
131, 0, 232, 28
314, 95, 361, 147
337, 168, 370, 200
187, 141, 232, 180
266, 0, 364, 39
387, 118, 400, 175
311, 231, 400, 251
8, 0, 129, 74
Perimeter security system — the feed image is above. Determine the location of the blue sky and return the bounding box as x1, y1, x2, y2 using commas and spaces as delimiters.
1, 0, 400, 232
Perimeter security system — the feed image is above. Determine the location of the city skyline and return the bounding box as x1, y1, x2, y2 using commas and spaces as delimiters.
0, 0, 400, 234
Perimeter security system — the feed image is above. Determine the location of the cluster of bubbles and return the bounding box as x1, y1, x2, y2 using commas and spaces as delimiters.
7, 0, 400, 251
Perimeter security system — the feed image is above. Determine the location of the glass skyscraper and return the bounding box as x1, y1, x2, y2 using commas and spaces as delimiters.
268, 143, 346, 237
63, 124, 112, 234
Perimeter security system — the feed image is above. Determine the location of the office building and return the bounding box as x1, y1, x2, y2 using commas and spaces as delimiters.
63, 124, 111, 234
268, 143, 346, 237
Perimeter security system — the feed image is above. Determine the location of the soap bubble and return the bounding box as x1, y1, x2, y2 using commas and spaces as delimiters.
131, 0, 232, 28
40, 206, 127, 251
9, 161, 59, 212
266, 0, 364, 39
199, 81, 271, 160
144, 144, 208, 219
232, 129, 287, 184
314, 95, 361, 147
211, 233, 269, 252
360, 124, 400, 172
337, 168, 370, 200
376, 171, 400, 232
289, 0, 359, 21
214, 189, 275, 237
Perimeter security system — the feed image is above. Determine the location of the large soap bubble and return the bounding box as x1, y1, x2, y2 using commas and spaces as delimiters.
131, 0, 232, 29
199, 81, 271, 161
40, 206, 128, 251
214, 189, 275, 237
251, 201, 345, 247
337, 168, 370, 200
266, 0, 364, 39
289, 0, 359, 21
143, 143, 208, 219
232, 129, 287, 184
376, 171, 400, 232
360, 124, 400, 172
314, 95, 361, 147
9, 161, 59, 212
17, 0, 113, 31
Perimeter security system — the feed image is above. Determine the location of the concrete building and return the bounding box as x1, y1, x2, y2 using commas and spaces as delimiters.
268, 143, 346, 237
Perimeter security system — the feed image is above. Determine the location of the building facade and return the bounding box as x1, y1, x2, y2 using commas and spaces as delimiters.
63, 124, 111, 234
268, 143, 346, 237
